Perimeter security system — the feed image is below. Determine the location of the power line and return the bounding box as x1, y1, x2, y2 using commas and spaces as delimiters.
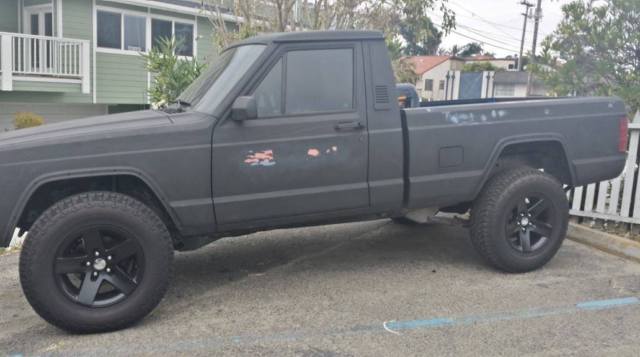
448, 0, 525, 39
431, 14, 524, 48
454, 23, 523, 48
433, 22, 521, 53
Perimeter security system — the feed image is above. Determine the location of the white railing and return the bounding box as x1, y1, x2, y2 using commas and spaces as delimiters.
0, 32, 90, 93
570, 112, 640, 224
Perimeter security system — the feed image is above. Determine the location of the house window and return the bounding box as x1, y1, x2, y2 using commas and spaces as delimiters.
97, 11, 121, 49
95, 8, 195, 56
97, 10, 146, 52
124, 15, 146, 51
175, 23, 194, 56
152, 19, 194, 57
439, 80, 445, 90
424, 79, 434, 91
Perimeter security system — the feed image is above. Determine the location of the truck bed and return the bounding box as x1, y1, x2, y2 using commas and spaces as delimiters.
402, 97, 627, 210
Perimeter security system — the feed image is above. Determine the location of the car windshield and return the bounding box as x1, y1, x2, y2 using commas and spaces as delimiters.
178, 44, 266, 113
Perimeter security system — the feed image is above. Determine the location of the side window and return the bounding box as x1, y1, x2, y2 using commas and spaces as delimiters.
253, 59, 283, 118
285, 48, 354, 114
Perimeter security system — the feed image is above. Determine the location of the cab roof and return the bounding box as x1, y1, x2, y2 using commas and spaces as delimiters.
230, 30, 384, 48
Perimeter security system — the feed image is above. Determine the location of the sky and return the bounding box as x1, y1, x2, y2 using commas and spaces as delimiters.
433, 0, 573, 57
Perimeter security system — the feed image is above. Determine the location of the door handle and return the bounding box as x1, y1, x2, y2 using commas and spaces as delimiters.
334, 121, 364, 131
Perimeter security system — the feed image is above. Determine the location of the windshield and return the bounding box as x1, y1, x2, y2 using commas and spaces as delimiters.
178, 44, 266, 113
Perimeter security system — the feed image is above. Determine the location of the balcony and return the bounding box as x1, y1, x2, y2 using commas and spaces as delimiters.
0, 32, 90, 94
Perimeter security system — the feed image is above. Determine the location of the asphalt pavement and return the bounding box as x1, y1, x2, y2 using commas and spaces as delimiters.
1, 220, 640, 356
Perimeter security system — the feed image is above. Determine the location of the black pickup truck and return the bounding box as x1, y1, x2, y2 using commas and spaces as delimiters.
0, 31, 627, 333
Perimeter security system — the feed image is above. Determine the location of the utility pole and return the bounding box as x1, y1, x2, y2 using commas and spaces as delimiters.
518, 1, 534, 71
526, 0, 543, 95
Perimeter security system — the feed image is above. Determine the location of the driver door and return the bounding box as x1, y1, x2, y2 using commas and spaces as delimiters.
212, 42, 369, 227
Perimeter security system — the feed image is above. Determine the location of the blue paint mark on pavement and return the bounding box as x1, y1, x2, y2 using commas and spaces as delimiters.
576, 297, 639, 310
30, 296, 640, 355
383, 296, 639, 334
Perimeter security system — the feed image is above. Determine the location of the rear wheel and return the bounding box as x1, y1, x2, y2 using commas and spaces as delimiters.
470, 167, 568, 273
19, 192, 173, 333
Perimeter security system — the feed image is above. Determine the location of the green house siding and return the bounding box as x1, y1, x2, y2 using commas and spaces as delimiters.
0, 1, 19, 32
13, 81, 82, 93
0, 0, 221, 107
197, 16, 217, 63
24, 0, 51, 6
96, 53, 147, 104
62, 0, 92, 40
55, 0, 94, 103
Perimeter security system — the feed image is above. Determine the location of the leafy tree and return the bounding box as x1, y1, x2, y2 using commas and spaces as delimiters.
142, 38, 205, 108
463, 62, 501, 72
533, 0, 640, 113
398, 0, 453, 56
459, 42, 484, 57
205, 0, 455, 80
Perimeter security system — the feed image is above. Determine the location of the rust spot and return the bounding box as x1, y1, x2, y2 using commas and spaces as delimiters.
245, 150, 275, 166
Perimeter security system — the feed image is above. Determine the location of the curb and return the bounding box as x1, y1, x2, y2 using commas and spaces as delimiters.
567, 223, 640, 264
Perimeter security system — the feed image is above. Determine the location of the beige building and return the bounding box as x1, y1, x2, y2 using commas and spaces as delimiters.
405, 55, 544, 101
404, 56, 465, 101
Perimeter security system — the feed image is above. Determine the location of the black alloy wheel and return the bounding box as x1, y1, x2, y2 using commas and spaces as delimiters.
505, 195, 557, 254
54, 226, 144, 307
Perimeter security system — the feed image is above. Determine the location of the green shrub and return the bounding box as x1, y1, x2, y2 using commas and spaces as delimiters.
14, 112, 44, 129
142, 37, 204, 108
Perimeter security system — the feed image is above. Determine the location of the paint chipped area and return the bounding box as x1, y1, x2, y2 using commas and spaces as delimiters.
245, 150, 276, 166
308, 146, 339, 158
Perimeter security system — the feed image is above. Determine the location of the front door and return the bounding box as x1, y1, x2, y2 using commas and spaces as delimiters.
24, 5, 54, 37
212, 42, 369, 226
24, 5, 54, 70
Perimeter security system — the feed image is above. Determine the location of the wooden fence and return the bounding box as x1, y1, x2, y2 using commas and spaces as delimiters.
570, 112, 640, 224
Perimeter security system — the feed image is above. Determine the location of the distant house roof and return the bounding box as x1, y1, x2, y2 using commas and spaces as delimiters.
404, 56, 462, 75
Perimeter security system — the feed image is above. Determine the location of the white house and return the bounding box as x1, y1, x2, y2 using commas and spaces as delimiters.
404, 55, 465, 101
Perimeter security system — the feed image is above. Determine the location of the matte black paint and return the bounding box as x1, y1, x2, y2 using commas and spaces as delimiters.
0, 31, 627, 247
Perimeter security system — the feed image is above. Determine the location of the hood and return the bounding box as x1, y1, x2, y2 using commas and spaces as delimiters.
0, 110, 171, 147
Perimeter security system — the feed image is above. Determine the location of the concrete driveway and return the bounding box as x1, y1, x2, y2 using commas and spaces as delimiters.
1, 221, 640, 356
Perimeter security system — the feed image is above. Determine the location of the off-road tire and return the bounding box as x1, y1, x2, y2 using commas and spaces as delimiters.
19, 192, 174, 333
470, 167, 569, 273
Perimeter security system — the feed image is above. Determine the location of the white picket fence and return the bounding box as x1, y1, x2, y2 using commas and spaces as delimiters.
570, 112, 640, 224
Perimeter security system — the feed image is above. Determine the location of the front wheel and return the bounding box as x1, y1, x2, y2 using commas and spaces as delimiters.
470, 167, 569, 273
19, 192, 174, 333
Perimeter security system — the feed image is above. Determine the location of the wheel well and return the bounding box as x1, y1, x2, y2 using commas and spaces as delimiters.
16, 175, 178, 238
496, 141, 573, 184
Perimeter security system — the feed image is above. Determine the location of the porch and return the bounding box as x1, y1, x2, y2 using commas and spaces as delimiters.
0, 32, 90, 94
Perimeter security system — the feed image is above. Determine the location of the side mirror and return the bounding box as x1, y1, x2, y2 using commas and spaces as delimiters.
231, 96, 257, 121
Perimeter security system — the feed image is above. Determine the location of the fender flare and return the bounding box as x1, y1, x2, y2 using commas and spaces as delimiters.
4, 167, 181, 246
471, 133, 576, 199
